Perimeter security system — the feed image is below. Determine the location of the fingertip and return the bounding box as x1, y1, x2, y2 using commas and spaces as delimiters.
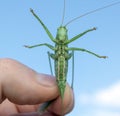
47, 84, 74, 115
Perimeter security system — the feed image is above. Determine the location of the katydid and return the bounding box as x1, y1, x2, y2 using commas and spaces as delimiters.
24, 0, 120, 115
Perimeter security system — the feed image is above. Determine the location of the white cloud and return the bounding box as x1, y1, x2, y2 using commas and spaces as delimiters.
94, 81, 120, 107
78, 81, 120, 107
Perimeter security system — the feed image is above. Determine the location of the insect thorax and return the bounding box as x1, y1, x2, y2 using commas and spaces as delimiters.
56, 26, 68, 43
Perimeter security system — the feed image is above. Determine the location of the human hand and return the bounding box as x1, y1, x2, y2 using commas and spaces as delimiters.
0, 58, 74, 116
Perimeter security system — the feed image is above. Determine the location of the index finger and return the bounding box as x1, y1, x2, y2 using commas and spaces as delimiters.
0, 58, 74, 115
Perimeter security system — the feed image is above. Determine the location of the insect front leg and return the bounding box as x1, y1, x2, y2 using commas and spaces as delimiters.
67, 47, 107, 58
30, 9, 56, 43
66, 27, 96, 44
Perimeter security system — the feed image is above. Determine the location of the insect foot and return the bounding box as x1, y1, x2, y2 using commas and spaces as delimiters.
100, 56, 108, 58
92, 27, 97, 30
30, 8, 34, 13
24, 45, 31, 48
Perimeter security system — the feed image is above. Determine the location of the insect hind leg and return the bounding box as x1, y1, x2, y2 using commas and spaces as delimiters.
65, 51, 74, 89
71, 51, 74, 89
47, 52, 53, 75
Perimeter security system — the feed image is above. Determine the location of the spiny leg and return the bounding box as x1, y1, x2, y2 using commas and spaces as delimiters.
37, 52, 55, 114
38, 52, 54, 114
71, 51, 74, 89
24, 43, 55, 51
37, 53, 56, 113
65, 51, 74, 89
67, 47, 107, 58
66, 27, 96, 44
47, 52, 53, 75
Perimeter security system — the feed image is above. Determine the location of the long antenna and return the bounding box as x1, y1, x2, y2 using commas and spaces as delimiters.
65, 1, 120, 26
61, 0, 66, 26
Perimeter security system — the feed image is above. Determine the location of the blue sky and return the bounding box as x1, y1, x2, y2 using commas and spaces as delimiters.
0, 0, 120, 116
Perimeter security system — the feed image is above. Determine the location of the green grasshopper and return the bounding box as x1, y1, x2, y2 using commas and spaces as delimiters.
24, 0, 120, 115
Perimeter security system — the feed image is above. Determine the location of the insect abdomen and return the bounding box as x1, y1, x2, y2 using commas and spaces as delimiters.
55, 55, 68, 98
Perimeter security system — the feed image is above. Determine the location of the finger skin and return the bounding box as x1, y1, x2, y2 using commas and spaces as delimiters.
11, 112, 58, 116
0, 58, 58, 104
0, 58, 74, 116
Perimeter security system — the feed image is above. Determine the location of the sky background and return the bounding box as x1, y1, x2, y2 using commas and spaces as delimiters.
0, 0, 120, 116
